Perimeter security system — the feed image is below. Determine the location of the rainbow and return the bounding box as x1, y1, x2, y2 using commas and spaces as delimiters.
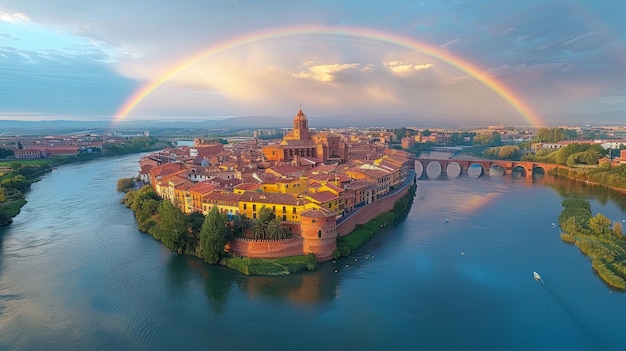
113, 25, 543, 126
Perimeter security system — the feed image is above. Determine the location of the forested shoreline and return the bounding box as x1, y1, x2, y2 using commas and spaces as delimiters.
558, 198, 626, 289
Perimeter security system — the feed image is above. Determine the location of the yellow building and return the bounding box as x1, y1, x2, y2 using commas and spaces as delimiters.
201, 191, 242, 216
303, 191, 339, 214
238, 192, 316, 223
260, 177, 308, 195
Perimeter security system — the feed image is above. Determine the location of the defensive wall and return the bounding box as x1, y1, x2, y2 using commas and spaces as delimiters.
336, 179, 412, 236
228, 237, 303, 259
228, 173, 414, 261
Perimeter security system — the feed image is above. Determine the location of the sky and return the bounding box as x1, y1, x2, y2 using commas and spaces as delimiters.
1, 0, 625, 127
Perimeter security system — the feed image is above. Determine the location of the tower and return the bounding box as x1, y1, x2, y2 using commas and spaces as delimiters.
293, 106, 309, 141
300, 207, 337, 261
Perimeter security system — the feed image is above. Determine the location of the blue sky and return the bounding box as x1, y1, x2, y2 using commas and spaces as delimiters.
1, 0, 625, 126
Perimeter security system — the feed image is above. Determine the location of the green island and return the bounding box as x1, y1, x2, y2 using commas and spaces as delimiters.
121, 183, 416, 275
0, 136, 171, 227
558, 198, 626, 289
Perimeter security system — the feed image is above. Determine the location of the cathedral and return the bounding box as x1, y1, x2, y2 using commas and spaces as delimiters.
262, 107, 348, 164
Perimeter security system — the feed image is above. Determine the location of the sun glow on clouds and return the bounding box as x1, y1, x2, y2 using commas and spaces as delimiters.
384, 60, 433, 74
291, 63, 361, 82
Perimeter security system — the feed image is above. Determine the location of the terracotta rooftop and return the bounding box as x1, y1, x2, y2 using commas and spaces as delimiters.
241, 192, 308, 206
300, 207, 336, 218
305, 190, 337, 203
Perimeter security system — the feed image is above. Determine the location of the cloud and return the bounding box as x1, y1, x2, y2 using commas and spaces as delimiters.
0, 47, 137, 117
439, 39, 460, 49
0, 10, 30, 24
1, 0, 625, 123
292, 63, 361, 82
384, 61, 433, 74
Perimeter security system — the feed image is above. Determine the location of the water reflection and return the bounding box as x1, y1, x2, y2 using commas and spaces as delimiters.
165, 253, 341, 314
544, 175, 626, 212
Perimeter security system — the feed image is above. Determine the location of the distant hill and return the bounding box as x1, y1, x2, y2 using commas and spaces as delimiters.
2, 110, 624, 136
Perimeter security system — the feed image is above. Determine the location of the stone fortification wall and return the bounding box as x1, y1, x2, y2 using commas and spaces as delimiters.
336, 185, 410, 237
229, 237, 303, 259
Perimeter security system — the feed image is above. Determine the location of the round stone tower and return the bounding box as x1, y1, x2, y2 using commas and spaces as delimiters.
300, 207, 337, 261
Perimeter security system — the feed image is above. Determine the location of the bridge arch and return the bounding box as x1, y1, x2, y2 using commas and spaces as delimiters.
426, 161, 443, 179
447, 162, 462, 178
511, 165, 527, 178
532, 166, 545, 178
467, 163, 484, 178
489, 164, 506, 176
414, 160, 424, 178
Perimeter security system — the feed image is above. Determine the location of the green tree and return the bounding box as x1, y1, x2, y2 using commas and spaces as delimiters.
613, 221, 623, 238
116, 178, 135, 192
258, 206, 275, 223
588, 213, 612, 236
266, 218, 289, 240
150, 201, 187, 253
200, 207, 228, 264
497, 145, 520, 160
474, 132, 501, 146
10, 162, 21, 170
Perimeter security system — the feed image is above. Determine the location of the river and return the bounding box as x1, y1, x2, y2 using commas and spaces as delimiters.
1, 153, 625, 350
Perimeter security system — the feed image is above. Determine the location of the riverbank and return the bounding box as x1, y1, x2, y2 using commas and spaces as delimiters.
0, 143, 170, 227
549, 164, 626, 195
123, 182, 417, 275
558, 198, 626, 289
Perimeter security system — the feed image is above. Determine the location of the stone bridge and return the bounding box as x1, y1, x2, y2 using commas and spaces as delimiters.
414, 158, 566, 179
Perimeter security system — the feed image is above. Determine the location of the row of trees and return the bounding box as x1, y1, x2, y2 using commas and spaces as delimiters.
558, 198, 626, 289
551, 163, 626, 192
522, 143, 605, 166
103, 137, 172, 155
0, 162, 54, 226
123, 186, 228, 263
482, 145, 521, 160
122, 185, 294, 264
535, 127, 578, 143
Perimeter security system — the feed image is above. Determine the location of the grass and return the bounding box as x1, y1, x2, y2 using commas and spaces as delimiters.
222, 254, 318, 275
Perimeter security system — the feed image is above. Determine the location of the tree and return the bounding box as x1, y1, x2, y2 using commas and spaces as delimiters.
150, 201, 187, 253
116, 178, 135, 192
588, 213, 612, 236
258, 206, 275, 223
497, 145, 520, 160
199, 207, 228, 264
613, 221, 623, 238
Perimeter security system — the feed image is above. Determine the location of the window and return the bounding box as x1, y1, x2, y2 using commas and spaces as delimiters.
253, 204, 256, 211
283, 215, 287, 221
253, 213, 256, 219
243, 204, 247, 210
318, 230, 322, 238
292, 207, 296, 214
282, 206, 286, 213
312, 219, 316, 223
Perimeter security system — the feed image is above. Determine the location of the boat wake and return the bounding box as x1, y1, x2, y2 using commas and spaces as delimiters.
538, 278, 603, 349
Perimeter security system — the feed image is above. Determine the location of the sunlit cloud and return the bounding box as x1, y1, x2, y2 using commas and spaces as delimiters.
0, 0, 625, 123
384, 61, 433, 74
292, 63, 361, 82
0, 10, 30, 25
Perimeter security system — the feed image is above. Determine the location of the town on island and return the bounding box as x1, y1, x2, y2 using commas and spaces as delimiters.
126, 107, 417, 275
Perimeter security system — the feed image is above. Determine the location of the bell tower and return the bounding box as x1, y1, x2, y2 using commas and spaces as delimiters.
293, 105, 309, 141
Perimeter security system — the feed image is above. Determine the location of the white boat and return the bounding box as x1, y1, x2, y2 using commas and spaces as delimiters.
533, 272, 541, 281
